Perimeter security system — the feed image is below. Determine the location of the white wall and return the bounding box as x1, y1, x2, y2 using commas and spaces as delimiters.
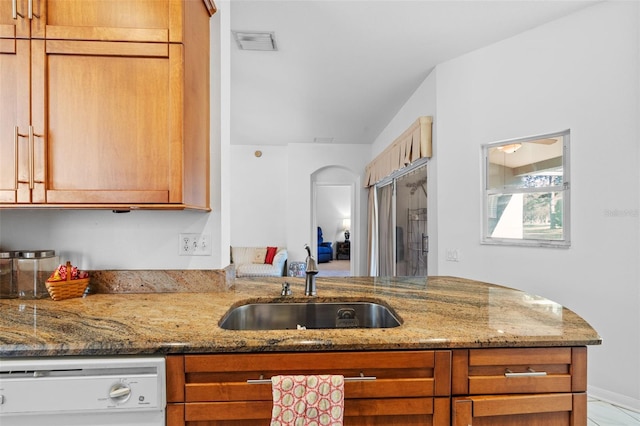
371, 69, 439, 275
230, 143, 369, 273
432, 1, 639, 409
230, 145, 288, 247
370, 0, 639, 410
287, 144, 370, 272
0, 3, 233, 271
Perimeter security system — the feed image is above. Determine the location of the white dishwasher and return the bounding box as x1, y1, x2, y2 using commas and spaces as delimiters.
0, 356, 165, 426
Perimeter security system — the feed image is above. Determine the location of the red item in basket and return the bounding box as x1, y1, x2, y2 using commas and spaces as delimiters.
48, 263, 88, 282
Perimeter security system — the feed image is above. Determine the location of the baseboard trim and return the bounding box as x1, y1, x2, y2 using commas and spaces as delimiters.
588, 385, 640, 413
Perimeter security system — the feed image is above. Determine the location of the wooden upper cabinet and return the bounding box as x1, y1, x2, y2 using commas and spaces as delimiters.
0, 0, 29, 39
0, 40, 18, 203
35, 40, 181, 204
0, 0, 213, 209
3, 0, 216, 42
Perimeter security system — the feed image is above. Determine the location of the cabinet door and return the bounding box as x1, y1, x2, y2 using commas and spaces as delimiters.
0, 38, 30, 203
167, 351, 452, 426
33, 0, 182, 42
0, 0, 31, 38
453, 393, 586, 426
32, 39, 183, 204
0, 1, 183, 55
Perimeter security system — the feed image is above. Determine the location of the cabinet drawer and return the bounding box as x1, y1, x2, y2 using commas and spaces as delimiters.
180, 351, 451, 401
452, 347, 586, 395
184, 397, 443, 421
167, 352, 451, 425
453, 393, 586, 426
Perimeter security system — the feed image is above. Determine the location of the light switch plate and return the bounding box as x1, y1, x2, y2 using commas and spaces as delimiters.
179, 233, 211, 256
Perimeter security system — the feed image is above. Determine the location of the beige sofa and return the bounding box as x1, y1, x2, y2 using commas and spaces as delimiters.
231, 246, 287, 277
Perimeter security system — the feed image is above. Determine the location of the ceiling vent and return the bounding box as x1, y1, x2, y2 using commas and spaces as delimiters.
232, 31, 277, 51
313, 137, 335, 143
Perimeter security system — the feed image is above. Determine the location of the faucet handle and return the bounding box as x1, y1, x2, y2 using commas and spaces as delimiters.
281, 282, 292, 296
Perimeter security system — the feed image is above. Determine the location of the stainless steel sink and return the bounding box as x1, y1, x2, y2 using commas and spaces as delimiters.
219, 301, 402, 330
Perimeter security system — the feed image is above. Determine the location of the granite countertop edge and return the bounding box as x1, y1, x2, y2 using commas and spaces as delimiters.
0, 275, 602, 357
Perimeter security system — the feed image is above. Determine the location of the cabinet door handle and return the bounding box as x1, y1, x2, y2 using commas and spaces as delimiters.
14, 126, 21, 187
28, 0, 39, 19
28, 126, 34, 189
12, 0, 23, 19
504, 368, 547, 377
247, 374, 376, 384
15, 126, 30, 186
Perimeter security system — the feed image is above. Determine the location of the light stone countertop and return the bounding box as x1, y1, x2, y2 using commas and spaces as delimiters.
0, 276, 601, 357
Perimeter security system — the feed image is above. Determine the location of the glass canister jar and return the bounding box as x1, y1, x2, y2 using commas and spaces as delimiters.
0, 251, 18, 299
15, 250, 59, 299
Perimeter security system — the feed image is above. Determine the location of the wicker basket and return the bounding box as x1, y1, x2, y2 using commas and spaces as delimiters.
45, 261, 90, 301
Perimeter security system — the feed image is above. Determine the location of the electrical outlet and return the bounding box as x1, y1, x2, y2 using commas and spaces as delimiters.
179, 233, 212, 256
445, 248, 460, 262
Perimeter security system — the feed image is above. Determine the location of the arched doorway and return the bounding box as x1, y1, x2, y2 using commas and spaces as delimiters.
311, 166, 358, 276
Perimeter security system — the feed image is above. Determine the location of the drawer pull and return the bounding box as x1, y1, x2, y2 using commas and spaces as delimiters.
247, 373, 376, 384
505, 368, 547, 377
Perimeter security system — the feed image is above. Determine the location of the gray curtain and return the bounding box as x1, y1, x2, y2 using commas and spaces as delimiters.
367, 186, 377, 276
377, 183, 394, 276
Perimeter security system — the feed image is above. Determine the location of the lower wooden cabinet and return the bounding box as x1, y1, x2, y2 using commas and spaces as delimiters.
166, 351, 451, 425
451, 347, 588, 426
165, 347, 589, 426
452, 393, 586, 426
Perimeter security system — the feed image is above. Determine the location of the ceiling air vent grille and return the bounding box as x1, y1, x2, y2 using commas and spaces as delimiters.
233, 31, 277, 51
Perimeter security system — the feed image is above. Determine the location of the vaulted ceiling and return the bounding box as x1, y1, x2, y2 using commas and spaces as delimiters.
230, 0, 600, 146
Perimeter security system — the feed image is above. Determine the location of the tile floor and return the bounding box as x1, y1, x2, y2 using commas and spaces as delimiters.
589, 397, 640, 425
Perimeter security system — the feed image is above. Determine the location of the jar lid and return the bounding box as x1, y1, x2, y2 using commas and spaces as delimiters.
17, 250, 56, 259
0, 251, 19, 259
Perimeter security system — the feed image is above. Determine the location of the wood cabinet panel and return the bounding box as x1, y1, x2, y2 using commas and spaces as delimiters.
0, 42, 18, 202
453, 347, 585, 396
0, 0, 211, 209
453, 393, 586, 426
167, 347, 588, 425
34, 0, 181, 42
452, 347, 587, 426
0, 38, 28, 203
182, 399, 448, 425
168, 351, 451, 425
167, 353, 185, 403
40, 41, 178, 203
2, 0, 215, 41
0, 0, 28, 38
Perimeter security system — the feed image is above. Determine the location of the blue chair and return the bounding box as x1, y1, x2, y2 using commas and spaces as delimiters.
317, 227, 333, 263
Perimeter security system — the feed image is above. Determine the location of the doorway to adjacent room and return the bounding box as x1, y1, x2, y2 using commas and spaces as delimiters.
311, 165, 358, 277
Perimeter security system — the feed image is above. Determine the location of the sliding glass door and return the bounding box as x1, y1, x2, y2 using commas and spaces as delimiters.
375, 162, 428, 277
396, 165, 428, 276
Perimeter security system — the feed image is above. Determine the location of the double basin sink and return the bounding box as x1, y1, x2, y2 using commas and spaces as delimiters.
219, 300, 402, 330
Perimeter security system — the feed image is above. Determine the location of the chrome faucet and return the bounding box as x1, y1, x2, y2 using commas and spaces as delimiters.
304, 244, 318, 296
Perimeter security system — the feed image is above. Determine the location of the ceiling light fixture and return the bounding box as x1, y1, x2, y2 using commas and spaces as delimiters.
232, 31, 277, 51
496, 143, 522, 154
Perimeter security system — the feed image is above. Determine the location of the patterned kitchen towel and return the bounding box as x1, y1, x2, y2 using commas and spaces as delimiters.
270, 374, 344, 426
